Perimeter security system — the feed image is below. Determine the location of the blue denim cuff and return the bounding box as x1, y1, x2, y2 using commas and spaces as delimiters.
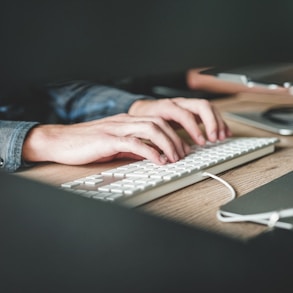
0, 121, 39, 172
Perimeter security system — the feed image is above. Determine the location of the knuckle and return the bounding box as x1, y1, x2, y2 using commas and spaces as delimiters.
198, 99, 211, 108
117, 136, 142, 149
117, 113, 129, 118
125, 136, 140, 144
145, 121, 161, 133
152, 116, 165, 126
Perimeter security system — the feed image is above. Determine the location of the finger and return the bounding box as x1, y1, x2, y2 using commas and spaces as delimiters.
103, 117, 189, 159
172, 98, 229, 143
176, 99, 218, 141
211, 107, 232, 140
156, 100, 207, 145
196, 102, 223, 142
134, 116, 190, 158
102, 121, 183, 163
128, 114, 192, 156
95, 152, 145, 162
113, 136, 169, 165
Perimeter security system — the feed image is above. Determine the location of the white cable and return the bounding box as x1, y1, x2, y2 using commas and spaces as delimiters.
201, 172, 293, 230
202, 171, 236, 200
216, 209, 293, 230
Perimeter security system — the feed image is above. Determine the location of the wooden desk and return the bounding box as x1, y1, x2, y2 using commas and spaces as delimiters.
18, 93, 293, 240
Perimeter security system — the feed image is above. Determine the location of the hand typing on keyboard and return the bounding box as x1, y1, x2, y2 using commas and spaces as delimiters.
22, 97, 231, 169
61, 137, 279, 207
128, 98, 232, 145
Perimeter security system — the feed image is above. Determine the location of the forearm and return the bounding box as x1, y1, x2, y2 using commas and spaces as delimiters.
47, 81, 155, 123
0, 120, 39, 172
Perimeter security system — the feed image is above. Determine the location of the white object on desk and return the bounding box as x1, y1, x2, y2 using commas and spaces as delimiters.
60, 137, 279, 207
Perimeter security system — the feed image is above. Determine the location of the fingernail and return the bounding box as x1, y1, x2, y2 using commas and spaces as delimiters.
173, 152, 179, 162
219, 130, 226, 140
184, 144, 191, 155
209, 132, 217, 142
159, 154, 168, 164
198, 135, 206, 145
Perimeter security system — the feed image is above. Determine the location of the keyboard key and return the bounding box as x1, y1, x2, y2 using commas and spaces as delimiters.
60, 137, 279, 207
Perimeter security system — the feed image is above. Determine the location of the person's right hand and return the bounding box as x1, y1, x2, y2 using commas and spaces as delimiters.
22, 113, 191, 166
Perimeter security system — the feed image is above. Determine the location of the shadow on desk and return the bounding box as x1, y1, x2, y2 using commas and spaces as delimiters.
1, 170, 293, 292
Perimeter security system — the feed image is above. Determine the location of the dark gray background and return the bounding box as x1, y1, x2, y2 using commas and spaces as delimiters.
1, 0, 292, 91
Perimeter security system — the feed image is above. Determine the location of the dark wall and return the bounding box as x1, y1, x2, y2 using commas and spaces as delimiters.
1, 0, 293, 93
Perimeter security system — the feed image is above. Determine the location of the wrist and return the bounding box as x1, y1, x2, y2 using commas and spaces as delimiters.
22, 125, 53, 163
128, 99, 149, 116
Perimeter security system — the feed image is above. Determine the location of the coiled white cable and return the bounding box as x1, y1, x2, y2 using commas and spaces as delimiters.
202, 171, 293, 230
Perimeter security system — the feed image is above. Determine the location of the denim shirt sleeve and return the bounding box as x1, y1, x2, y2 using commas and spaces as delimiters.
0, 120, 39, 172
47, 80, 155, 123
0, 82, 155, 172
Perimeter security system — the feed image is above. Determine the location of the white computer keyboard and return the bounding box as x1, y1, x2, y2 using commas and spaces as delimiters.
60, 137, 279, 207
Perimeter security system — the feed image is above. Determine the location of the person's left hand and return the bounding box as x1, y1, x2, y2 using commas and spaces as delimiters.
128, 97, 232, 146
